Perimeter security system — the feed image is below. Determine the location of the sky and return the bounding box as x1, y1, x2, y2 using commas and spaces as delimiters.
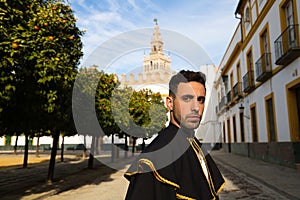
68, 0, 240, 74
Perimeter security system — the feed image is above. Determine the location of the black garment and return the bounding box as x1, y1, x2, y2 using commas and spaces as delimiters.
124, 123, 225, 200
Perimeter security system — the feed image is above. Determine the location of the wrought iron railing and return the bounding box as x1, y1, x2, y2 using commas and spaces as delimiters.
226, 90, 231, 104
255, 53, 272, 82
219, 96, 226, 111
274, 24, 300, 65
233, 82, 242, 99
243, 70, 255, 93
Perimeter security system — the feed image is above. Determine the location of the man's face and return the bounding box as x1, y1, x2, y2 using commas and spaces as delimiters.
167, 81, 206, 130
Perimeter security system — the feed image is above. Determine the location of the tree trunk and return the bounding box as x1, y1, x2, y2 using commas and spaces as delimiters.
111, 134, 114, 163
132, 137, 136, 156
82, 135, 87, 159
47, 132, 59, 183
23, 134, 29, 168
95, 136, 99, 155
124, 134, 128, 158
14, 135, 19, 155
61, 136, 64, 162
36, 135, 40, 157
88, 136, 95, 169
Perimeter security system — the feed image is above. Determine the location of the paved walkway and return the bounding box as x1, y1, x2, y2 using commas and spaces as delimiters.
211, 150, 300, 200
1, 150, 300, 199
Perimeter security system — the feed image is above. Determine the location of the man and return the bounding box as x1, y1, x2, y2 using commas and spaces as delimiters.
124, 70, 225, 200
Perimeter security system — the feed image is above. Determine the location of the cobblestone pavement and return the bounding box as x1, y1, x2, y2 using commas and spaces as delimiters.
218, 161, 288, 199
212, 151, 300, 200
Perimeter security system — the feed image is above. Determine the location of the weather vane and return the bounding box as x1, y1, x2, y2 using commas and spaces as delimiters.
153, 18, 158, 25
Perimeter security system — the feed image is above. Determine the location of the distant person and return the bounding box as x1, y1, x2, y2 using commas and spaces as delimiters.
124, 70, 225, 199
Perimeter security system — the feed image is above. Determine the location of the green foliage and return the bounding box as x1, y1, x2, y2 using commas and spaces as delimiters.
112, 86, 168, 139
0, 0, 83, 137
95, 69, 120, 136
75, 67, 168, 140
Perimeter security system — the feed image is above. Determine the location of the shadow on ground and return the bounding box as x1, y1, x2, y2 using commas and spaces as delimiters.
1, 154, 135, 200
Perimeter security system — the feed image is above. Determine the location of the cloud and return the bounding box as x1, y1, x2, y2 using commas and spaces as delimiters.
69, 0, 239, 67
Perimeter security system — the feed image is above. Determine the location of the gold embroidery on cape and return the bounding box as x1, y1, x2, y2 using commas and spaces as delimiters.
176, 193, 196, 200
125, 139, 226, 200
138, 158, 180, 189
188, 138, 222, 199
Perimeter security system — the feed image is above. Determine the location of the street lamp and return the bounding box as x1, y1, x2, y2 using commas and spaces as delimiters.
239, 103, 250, 119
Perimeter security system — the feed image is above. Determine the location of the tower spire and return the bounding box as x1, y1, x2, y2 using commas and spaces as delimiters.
151, 19, 163, 54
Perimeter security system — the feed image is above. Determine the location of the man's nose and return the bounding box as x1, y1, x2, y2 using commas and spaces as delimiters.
191, 99, 200, 112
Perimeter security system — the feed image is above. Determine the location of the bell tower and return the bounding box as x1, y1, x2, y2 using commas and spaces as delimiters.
143, 19, 171, 82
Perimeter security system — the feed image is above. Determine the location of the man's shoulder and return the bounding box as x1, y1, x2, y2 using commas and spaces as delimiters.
143, 125, 177, 152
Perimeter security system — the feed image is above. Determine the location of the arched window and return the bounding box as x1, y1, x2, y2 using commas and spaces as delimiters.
245, 7, 250, 23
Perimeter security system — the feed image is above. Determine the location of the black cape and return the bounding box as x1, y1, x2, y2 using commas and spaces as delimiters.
124, 123, 225, 200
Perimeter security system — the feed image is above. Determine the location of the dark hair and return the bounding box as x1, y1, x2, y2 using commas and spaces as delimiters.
169, 70, 206, 97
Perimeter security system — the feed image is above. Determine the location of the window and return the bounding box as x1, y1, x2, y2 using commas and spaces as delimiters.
262, 31, 269, 53
245, 7, 250, 22
247, 51, 254, 71
265, 95, 277, 142
237, 62, 241, 83
246, 50, 254, 87
227, 119, 231, 143
285, 1, 296, 47
239, 112, 245, 142
285, 0, 295, 26
233, 116, 237, 142
222, 122, 226, 143
260, 28, 271, 68
251, 106, 258, 142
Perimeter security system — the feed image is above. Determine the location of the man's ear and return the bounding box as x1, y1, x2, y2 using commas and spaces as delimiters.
166, 96, 173, 111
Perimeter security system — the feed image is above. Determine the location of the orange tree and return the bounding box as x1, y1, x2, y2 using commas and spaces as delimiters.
0, 0, 83, 181
73, 67, 119, 168
112, 86, 168, 152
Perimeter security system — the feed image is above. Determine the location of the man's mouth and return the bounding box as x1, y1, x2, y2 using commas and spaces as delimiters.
187, 115, 200, 122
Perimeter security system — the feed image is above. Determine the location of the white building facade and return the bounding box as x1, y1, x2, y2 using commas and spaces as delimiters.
215, 0, 300, 168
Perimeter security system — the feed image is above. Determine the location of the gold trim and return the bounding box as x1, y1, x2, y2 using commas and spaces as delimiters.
190, 138, 226, 196
176, 193, 196, 200
124, 171, 138, 177
138, 158, 180, 189
126, 139, 226, 199
286, 77, 300, 141
188, 138, 220, 199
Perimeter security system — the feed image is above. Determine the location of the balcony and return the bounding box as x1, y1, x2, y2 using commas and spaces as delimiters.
274, 24, 300, 65
232, 82, 242, 101
255, 53, 272, 82
243, 70, 255, 93
218, 96, 227, 112
227, 90, 232, 105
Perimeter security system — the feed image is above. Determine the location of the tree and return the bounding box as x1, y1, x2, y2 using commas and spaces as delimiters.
0, 0, 83, 180
94, 70, 119, 165
112, 86, 168, 153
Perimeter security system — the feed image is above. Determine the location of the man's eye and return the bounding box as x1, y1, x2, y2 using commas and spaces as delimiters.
198, 96, 205, 103
182, 96, 193, 102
